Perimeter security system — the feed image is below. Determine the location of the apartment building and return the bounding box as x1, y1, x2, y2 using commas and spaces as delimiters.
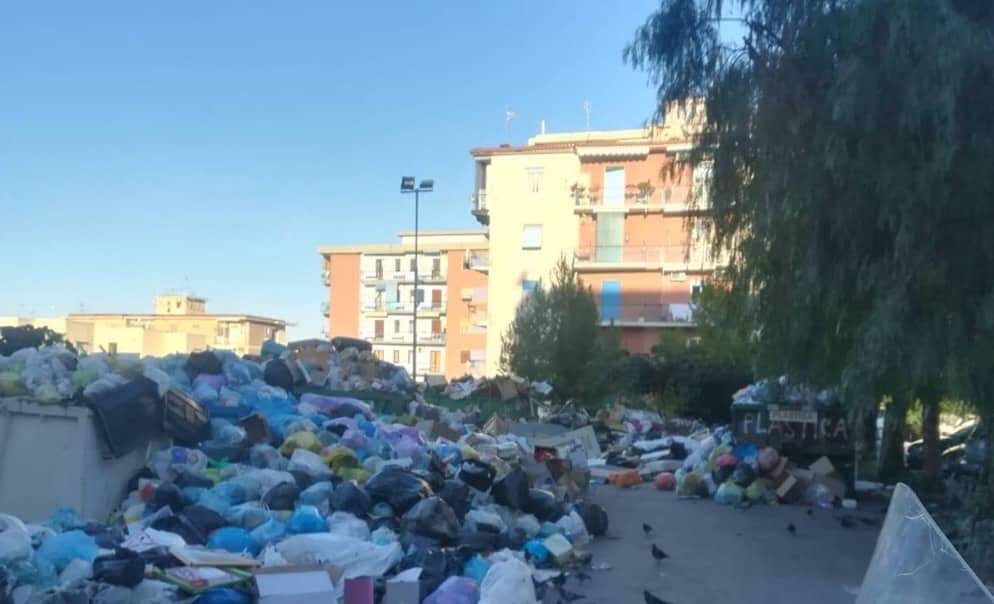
0, 295, 288, 357
318, 230, 488, 381
469, 108, 723, 374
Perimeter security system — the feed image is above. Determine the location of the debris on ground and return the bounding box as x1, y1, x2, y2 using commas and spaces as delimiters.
0, 341, 609, 603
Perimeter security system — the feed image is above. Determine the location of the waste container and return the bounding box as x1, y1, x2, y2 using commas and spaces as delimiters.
0, 398, 167, 522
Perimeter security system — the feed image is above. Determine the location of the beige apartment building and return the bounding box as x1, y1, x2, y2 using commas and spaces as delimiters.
0, 295, 288, 357
469, 108, 723, 375
319, 230, 489, 381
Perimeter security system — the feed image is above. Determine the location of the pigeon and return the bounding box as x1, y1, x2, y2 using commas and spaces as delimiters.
651, 543, 669, 561
839, 516, 856, 528
642, 522, 653, 536
644, 590, 672, 604
787, 523, 797, 536
806, 508, 814, 516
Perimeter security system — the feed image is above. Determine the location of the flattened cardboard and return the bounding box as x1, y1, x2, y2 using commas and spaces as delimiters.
254, 564, 343, 604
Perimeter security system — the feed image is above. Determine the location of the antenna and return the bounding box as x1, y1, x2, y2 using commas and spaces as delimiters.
504, 106, 518, 136
583, 100, 592, 130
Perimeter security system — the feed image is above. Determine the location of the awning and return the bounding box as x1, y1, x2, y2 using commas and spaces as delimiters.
575, 145, 650, 159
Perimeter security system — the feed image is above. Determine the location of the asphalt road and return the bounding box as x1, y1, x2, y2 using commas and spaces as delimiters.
569, 484, 882, 604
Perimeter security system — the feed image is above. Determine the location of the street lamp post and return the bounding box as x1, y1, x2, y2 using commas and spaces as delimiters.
400, 176, 433, 383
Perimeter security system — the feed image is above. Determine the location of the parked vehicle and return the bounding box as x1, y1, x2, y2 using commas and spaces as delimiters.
905, 421, 978, 470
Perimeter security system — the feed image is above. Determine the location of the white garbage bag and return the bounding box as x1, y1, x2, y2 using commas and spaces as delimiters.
276, 533, 402, 580
480, 549, 537, 604
0, 514, 31, 561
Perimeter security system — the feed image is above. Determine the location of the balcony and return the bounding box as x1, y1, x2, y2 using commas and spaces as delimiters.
464, 250, 489, 273
572, 188, 709, 215
361, 331, 447, 345
471, 191, 489, 225
320, 302, 329, 317
574, 245, 726, 273
321, 270, 330, 286
361, 270, 386, 282
599, 303, 696, 327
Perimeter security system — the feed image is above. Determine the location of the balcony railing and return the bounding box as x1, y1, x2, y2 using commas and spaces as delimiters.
321, 270, 330, 286
320, 302, 329, 317
574, 245, 724, 270
472, 191, 487, 212
362, 331, 447, 344
572, 187, 708, 212
599, 303, 696, 324
361, 270, 385, 280
464, 250, 489, 271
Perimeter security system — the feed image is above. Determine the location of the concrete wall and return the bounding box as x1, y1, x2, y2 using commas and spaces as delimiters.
483, 151, 581, 374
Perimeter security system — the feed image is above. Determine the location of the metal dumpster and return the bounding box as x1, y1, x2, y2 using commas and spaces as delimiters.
0, 398, 167, 523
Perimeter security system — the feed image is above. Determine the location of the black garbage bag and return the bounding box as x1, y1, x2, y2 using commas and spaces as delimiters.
152, 483, 185, 512
330, 481, 371, 516
289, 470, 314, 491
86, 376, 161, 458
364, 468, 433, 516
262, 482, 300, 511
184, 505, 226, 538
185, 351, 222, 377
492, 468, 529, 510
573, 502, 609, 537
81, 523, 123, 550
399, 547, 469, 599
200, 440, 248, 463
401, 496, 459, 543
263, 360, 295, 391
732, 462, 757, 488
669, 441, 688, 460
93, 552, 145, 587
456, 527, 499, 552
150, 514, 205, 545
417, 468, 446, 493
436, 480, 471, 520
713, 464, 734, 486
325, 402, 369, 420
458, 459, 495, 492
525, 489, 564, 522
496, 527, 529, 550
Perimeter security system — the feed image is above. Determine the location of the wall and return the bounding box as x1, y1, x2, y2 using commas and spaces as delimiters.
444, 249, 488, 378
483, 151, 581, 374
327, 253, 361, 338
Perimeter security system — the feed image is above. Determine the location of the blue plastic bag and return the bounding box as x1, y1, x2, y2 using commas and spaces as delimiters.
194, 587, 252, 604
523, 539, 549, 564
463, 555, 491, 584
224, 502, 271, 531
207, 527, 259, 556
250, 518, 287, 548
43, 508, 85, 533
36, 530, 97, 571
286, 505, 327, 535
198, 490, 233, 516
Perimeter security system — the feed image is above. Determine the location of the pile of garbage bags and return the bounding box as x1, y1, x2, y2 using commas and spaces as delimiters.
598, 404, 849, 510
0, 344, 607, 603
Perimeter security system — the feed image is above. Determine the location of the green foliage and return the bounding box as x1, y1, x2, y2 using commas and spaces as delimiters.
626, 0, 994, 415
500, 256, 622, 404
0, 325, 70, 356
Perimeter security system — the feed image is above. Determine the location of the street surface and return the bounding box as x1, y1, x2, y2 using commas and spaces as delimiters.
572, 484, 881, 604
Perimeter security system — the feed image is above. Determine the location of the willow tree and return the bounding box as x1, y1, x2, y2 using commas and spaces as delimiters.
627, 0, 994, 481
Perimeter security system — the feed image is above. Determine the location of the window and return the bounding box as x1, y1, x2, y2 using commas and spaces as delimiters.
395, 258, 401, 272
522, 224, 543, 250
460, 350, 470, 363
600, 281, 621, 322
373, 349, 384, 361
430, 351, 441, 373
393, 350, 400, 363
375, 259, 383, 277
408, 319, 414, 334
522, 280, 538, 295
374, 320, 384, 338
432, 258, 441, 277
410, 258, 416, 272
526, 167, 543, 193
107, 342, 118, 355
393, 319, 400, 333
690, 280, 703, 302
604, 167, 625, 206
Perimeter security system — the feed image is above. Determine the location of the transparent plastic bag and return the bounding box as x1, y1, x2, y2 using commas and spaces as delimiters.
424, 576, 479, 604
327, 512, 370, 540
479, 550, 536, 604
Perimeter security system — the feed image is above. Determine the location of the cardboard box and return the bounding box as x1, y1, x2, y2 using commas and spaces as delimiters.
254, 565, 343, 604
532, 426, 602, 459
494, 377, 518, 401
543, 534, 573, 565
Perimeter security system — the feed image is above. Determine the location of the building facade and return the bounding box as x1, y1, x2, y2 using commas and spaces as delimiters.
318, 230, 488, 381
469, 109, 723, 374
1, 295, 288, 357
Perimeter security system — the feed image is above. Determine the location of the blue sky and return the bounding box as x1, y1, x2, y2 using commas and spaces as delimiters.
0, 1, 660, 339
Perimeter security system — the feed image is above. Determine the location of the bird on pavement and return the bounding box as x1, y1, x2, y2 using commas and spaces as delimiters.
642, 522, 653, 536
651, 543, 669, 561
839, 516, 856, 528
644, 589, 672, 604
806, 508, 814, 516
787, 522, 797, 536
